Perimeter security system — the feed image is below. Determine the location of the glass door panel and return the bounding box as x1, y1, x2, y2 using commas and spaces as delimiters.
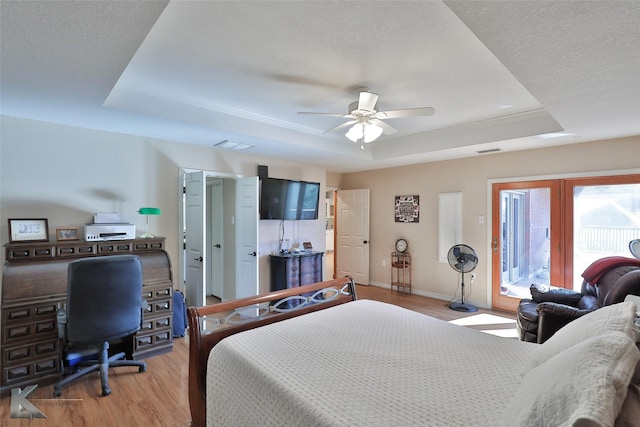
570, 181, 640, 290
492, 181, 561, 311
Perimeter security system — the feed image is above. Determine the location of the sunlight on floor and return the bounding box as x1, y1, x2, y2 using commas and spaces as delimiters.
480, 328, 520, 338
449, 313, 516, 326
448, 313, 519, 338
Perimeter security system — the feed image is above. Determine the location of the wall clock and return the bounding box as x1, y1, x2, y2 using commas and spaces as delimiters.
395, 238, 408, 253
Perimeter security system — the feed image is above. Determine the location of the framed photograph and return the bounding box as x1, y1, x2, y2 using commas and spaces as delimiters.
394, 195, 420, 223
303, 241, 313, 250
8, 218, 50, 243
57, 227, 79, 241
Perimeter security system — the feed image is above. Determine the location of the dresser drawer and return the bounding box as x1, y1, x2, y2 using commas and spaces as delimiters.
57, 243, 97, 257
97, 242, 133, 254
2, 354, 60, 387
144, 299, 172, 316
3, 338, 59, 366
143, 284, 173, 302
133, 330, 172, 352
3, 300, 62, 325
6, 245, 56, 261
140, 314, 172, 334
2, 318, 58, 346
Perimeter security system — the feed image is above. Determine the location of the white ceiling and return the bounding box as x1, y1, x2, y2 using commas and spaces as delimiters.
1, 1, 639, 173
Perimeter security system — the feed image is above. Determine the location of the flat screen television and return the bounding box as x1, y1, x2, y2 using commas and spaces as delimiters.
260, 177, 320, 220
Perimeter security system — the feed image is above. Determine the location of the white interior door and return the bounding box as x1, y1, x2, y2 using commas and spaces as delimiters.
185, 171, 206, 307
235, 176, 259, 299
209, 178, 224, 298
336, 189, 370, 285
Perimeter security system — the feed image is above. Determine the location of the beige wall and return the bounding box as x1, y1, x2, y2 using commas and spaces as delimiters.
0, 116, 327, 295
340, 136, 640, 308
2, 115, 639, 308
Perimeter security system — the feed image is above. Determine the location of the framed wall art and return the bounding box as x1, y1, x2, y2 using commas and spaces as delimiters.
394, 195, 420, 223
57, 227, 79, 241
8, 218, 50, 243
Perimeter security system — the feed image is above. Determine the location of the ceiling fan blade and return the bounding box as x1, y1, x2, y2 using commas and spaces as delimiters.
370, 119, 397, 135
375, 107, 435, 119
323, 120, 357, 134
358, 92, 379, 111
298, 112, 352, 118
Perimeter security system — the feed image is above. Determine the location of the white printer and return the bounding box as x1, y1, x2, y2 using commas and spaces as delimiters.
85, 223, 136, 241
85, 212, 135, 241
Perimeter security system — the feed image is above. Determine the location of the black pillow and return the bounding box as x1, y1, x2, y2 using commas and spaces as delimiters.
530, 284, 583, 305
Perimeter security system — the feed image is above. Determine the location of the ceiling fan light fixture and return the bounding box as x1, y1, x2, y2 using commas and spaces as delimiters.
345, 121, 383, 143
363, 122, 383, 143
345, 123, 364, 142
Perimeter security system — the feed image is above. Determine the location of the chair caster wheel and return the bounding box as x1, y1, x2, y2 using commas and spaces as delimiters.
102, 387, 111, 397
53, 389, 62, 397
139, 365, 147, 373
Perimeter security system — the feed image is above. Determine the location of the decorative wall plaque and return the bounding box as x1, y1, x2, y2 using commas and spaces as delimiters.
394, 195, 420, 223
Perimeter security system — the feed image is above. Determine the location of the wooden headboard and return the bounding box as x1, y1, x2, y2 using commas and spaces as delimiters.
187, 277, 357, 427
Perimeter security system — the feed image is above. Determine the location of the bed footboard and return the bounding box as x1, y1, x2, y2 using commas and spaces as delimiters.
187, 276, 357, 427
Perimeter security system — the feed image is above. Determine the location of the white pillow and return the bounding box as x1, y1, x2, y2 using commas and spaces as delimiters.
504, 331, 640, 427
526, 301, 639, 371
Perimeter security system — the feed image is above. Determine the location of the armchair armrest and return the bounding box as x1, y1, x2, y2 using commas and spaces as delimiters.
530, 284, 583, 306
536, 302, 593, 343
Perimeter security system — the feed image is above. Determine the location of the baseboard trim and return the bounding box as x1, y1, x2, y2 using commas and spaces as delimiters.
366, 281, 489, 310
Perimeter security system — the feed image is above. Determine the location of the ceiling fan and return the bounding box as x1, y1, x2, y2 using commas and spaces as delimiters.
298, 88, 435, 146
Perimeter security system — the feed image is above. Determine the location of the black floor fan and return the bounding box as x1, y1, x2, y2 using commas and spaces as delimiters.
447, 244, 478, 312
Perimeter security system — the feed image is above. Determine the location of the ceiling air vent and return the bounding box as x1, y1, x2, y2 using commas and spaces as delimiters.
214, 140, 253, 151
476, 148, 501, 154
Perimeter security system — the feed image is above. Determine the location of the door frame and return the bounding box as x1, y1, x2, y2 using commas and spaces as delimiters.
336, 188, 370, 285
490, 179, 562, 312
178, 168, 242, 303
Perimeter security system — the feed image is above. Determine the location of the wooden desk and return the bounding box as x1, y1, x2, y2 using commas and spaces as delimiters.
1, 237, 174, 393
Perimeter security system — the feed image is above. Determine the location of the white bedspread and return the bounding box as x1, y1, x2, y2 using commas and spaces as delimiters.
206, 299, 534, 426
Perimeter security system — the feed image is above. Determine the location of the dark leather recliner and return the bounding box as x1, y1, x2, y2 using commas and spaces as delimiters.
517, 257, 640, 344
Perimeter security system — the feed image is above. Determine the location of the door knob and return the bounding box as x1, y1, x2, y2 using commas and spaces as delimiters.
193, 256, 203, 262
248, 251, 257, 257
213, 244, 221, 248
363, 240, 369, 244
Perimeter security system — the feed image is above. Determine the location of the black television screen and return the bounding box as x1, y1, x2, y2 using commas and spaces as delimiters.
260, 178, 320, 220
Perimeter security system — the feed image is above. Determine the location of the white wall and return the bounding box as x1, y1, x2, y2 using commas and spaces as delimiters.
341, 135, 640, 308
0, 116, 327, 295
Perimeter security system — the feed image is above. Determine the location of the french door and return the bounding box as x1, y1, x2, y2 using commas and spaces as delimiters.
492, 180, 562, 312
492, 174, 640, 312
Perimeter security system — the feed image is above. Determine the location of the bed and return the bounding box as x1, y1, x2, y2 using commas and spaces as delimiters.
188, 277, 640, 427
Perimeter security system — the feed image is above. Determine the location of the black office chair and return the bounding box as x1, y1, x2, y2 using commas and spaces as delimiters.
53, 255, 147, 397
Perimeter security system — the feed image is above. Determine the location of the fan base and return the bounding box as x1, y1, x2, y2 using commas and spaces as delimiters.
448, 302, 478, 313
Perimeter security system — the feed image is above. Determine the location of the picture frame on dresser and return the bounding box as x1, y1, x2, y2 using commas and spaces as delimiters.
56, 227, 79, 241
8, 218, 49, 242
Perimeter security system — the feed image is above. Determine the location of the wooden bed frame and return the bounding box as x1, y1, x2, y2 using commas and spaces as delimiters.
187, 277, 357, 427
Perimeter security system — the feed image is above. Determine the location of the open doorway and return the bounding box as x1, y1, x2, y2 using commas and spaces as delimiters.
180, 169, 259, 307
325, 188, 336, 280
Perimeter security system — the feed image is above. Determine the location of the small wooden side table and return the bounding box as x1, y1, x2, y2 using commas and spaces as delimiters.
391, 252, 411, 295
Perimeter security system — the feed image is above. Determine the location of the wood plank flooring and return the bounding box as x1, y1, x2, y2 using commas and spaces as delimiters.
0, 285, 517, 426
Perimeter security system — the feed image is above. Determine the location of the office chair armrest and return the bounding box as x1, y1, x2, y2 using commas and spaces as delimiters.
56, 308, 67, 339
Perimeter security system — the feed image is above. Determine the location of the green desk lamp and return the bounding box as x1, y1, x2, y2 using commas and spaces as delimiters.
138, 207, 162, 238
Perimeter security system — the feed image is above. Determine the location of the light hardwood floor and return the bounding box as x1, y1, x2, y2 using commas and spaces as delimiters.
0, 285, 516, 426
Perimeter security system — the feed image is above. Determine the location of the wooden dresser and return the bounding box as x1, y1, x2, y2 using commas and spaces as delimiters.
1, 237, 174, 394
269, 251, 324, 291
